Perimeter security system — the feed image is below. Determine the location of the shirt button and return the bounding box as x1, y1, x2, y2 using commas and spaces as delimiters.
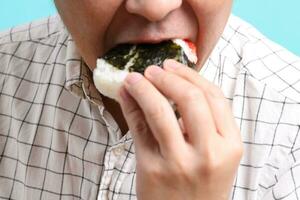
113, 147, 123, 156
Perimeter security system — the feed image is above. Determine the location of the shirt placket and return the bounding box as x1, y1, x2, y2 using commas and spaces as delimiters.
98, 109, 135, 200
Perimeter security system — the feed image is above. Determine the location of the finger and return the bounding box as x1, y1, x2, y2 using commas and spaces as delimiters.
144, 66, 216, 146
123, 72, 186, 157
118, 86, 157, 161
163, 59, 239, 139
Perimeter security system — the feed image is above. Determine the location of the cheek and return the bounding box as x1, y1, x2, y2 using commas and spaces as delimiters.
79, 1, 125, 50
55, 0, 125, 67
84, 0, 123, 29
85, 0, 122, 14
187, 0, 232, 68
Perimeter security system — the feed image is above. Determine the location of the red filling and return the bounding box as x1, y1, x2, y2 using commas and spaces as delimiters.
184, 39, 197, 54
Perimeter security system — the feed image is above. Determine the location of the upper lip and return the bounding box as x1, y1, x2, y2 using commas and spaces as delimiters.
112, 26, 194, 44
121, 38, 173, 44
103, 36, 195, 59
104, 23, 197, 54
110, 35, 194, 49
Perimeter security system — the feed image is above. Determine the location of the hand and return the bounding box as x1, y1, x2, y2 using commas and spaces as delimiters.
118, 59, 243, 200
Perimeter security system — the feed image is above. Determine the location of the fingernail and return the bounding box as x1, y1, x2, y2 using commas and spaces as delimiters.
164, 59, 181, 70
146, 66, 163, 77
125, 72, 143, 85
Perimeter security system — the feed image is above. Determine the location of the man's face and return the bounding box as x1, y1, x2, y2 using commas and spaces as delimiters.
55, 0, 232, 71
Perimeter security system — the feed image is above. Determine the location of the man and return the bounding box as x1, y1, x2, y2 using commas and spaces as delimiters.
0, 0, 299, 199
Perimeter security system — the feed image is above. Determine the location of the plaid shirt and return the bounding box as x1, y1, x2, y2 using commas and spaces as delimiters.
0, 14, 300, 200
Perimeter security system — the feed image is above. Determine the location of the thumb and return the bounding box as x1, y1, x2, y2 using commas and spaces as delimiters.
118, 86, 157, 159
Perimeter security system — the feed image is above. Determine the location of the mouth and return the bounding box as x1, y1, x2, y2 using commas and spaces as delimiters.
102, 0, 199, 66
94, 38, 197, 101
106, 35, 196, 56
100, 38, 197, 69
119, 36, 192, 45
104, 21, 197, 53
102, 37, 197, 65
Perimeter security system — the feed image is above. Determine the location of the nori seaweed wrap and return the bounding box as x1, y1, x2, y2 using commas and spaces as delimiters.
93, 39, 197, 100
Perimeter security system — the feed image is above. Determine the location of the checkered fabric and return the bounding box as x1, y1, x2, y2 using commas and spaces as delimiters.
0, 14, 300, 200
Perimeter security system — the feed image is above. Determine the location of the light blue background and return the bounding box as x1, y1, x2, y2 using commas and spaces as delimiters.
0, 0, 299, 55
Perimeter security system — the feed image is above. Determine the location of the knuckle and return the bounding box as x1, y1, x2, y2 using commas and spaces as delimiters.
146, 103, 166, 121
198, 151, 220, 175
134, 84, 147, 97
203, 160, 218, 173
197, 143, 243, 177
133, 119, 148, 134
143, 165, 165, 180
182, 88, 203, 101
143, 159, 193, 183
125, 102, 139, 117
125, 105, 148, 134
126, 103, 142, 122
159, 73, 171, 85
204, 85, 224, 98
198, 162, 218, 177
164, 160, 193, 183
231, 142, 244, 160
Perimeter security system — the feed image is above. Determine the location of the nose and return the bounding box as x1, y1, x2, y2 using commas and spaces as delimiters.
125, 0, 182, 22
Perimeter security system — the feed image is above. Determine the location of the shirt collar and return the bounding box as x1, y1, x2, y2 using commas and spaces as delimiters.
199, 14, 244, 84
63, 31, 104, 107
